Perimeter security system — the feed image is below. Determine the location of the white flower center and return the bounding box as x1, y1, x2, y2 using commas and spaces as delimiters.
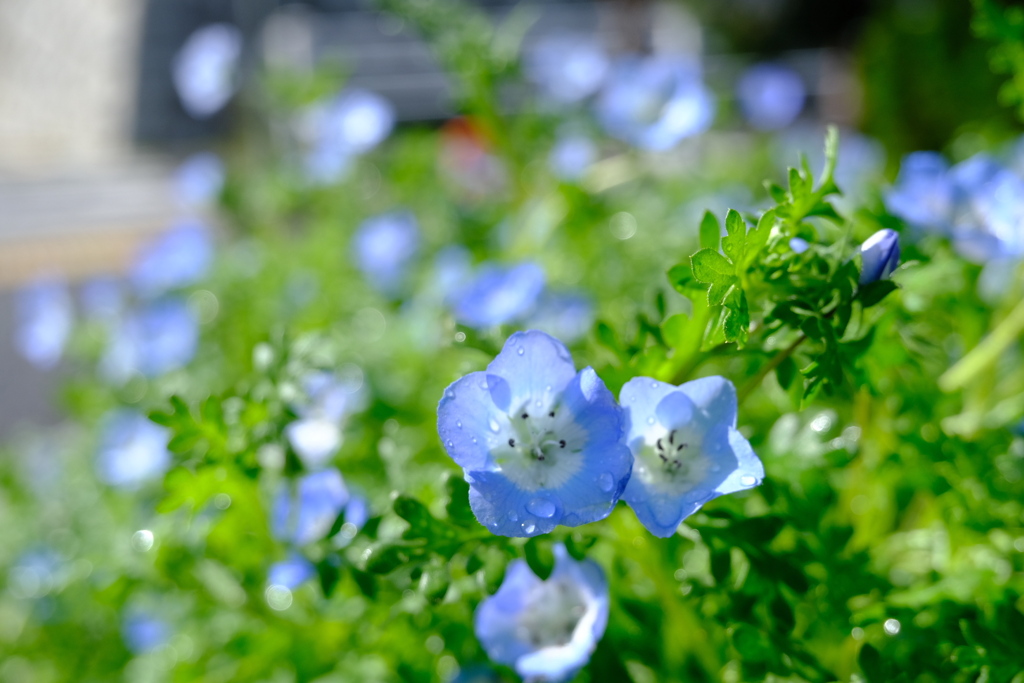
489, 398, 586, 491
516, 577, 588, 648
633, 424, 710, 494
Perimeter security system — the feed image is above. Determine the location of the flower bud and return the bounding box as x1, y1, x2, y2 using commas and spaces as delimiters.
859, 229, 900, 285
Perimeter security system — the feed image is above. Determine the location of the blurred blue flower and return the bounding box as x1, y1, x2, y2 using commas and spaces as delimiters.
527, 291, 594, 344
438, 330, 632, 537
596, 56, 714, 151
285, 370, 366, 469
96, 410, 171, 489
789, 237, 810, 254
885, 152, 954, 232
352, 211, 420, 296
80, 277, 124, 323
10, 547, 64, 599
301, 89, 395, 183
524, 35, 609, 105
273, 469, 349, 546
859, 229, 901, 285
431, 245, 474, 301
172, 23, 242, 119
268, 553, 317, 590
175, 152, 225, 208
475, 543, 608, 681
123, 610, 171, 654
736, 62, 806, 131
452, 262, 546, 329
101, 298, 199, 381
951, 161, 1024, 262
131, 221, 213, 299
14, 277, 73, 370
619, 376, 763, 537
549, 135, 598, 182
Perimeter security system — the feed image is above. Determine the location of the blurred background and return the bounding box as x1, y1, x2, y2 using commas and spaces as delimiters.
1, 0, 1010, 435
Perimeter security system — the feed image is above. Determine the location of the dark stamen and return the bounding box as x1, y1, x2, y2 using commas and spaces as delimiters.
669, 430, 675, 445
509, 438, 516, 447
676, 443, 688, 452
656, 438, 664, 452
559, 440, 566, 448
548, 411, 555, 418
659, 453, 668, 463
521, 412, 529, 419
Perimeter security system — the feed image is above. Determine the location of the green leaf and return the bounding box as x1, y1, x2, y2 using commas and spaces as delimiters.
721, 209, 748, 266
776, 356, 798, 390
699, 211, 720, 250
859, 280, 899, 307
418, 561, 450, 603
770, 594, 796, 633
743, 209, 775, 268
524, 537, 554, 580
731, 625, 772, 663
859, 643, 884, 683
393, 494, 434, 535
708, 282, 733, 307
362, 543, 409, 574
690, 249, 736, 286
444, 474, 476, 527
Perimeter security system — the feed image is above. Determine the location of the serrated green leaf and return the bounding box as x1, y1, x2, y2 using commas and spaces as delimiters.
708, 281, 733, 307
722, 210, 748, 265
765, 182, 787, 203
691, 249, 736, 286
699, 211, 720, 250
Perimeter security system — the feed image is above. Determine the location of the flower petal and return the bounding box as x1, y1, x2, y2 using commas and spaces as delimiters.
438, 371, 501, 471
714, 427, 765, 495
678, 375, 738, 427
467, 470, 562, 537
474, 559, 540, 665
486, 330, 578, 407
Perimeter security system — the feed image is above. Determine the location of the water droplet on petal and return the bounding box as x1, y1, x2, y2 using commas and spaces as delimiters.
740, 475, 757, 486
534, 400, 542, 408
480, 380, 488, 389
517, 347, 525, 356
523, 523, 536, 534
647, 417, 655, 425
445, 390, 455, 399
507, 510, 518, 522
489, 419, 500, 433
446, 440, 454, 448
545, 385, 552, 392
456, 421, 462, 429
598, 473, 615, 492
471, 437, 478, 444
527, 498, 556, 518
650, 381, 658, 388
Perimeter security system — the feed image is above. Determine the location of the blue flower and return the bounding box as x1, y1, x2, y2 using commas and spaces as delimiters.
300, 89, 395, 182
885, 152, 954, 232
596, 56, 715, 151
272, 469, 349, 546
736, 62, 806, 131
527, 291, 594, 344
285, 370, 366, 469
174, 152, 225, 207
524, 35, 609, 105
475, 543, 608, 682
951, 160, 1024, 262
859, 229, 901, 285
619, 376, 764, 537
352, 211, 420, 296
131, 221, 213, 299
96, 410, 171, 489
14, 277, 73, 370
452, 262, 546, 329
171, 23, 242, 119
431, 245, 474, 301
268, 553, 317, 590
789, 237, 810, 254
438, 331, 632, 537
549, 135, 598, 182
80, 277, 124, 323
123, 610, 171, 654
101, 298, 199, 381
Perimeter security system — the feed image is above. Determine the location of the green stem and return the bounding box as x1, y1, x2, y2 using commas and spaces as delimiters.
939, 294, 1024, 392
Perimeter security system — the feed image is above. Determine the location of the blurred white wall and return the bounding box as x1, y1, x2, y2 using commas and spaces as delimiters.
0, 0, 144, 176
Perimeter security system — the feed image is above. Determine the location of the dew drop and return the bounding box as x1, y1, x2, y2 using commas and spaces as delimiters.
650, 381, 658, 388
446, 440, 454, 448
456, 421, 462, 429
445, 390, 455, 399
647, 417, 655, 425
740, 475, 757, 486
517, 347, 525, 356
523, 523, 537, 534
597, 472, 615, 492
545, 385, 552, 392
534, 400, 542, 408
471, 437, 478, 444
489, 419, 500, 433
480, 380, 488, 389
527, 498, 557, 518
507, 510, 518, 522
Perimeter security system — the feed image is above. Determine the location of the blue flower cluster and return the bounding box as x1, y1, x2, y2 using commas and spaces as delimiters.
886, 149, 1024, 263
438, 330, 764, 539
